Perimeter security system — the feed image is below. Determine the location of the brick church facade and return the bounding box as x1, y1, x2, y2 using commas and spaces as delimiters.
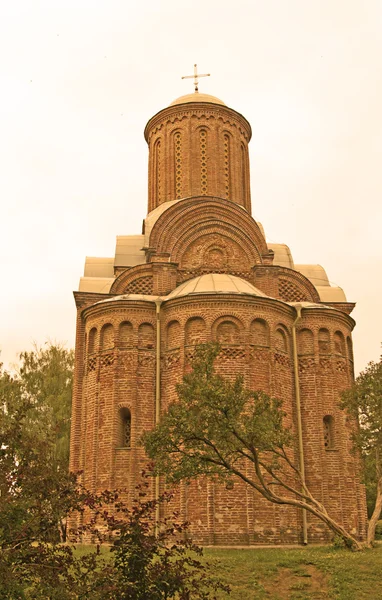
70, 89, 367, 545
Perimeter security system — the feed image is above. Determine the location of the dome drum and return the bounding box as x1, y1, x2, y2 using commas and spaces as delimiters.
145, 102, 252, 213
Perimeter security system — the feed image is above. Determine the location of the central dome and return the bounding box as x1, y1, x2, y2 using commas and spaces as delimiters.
166, 273, 268, 300
169, 92, 226, 106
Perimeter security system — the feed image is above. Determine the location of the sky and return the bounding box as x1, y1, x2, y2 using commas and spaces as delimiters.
0, 0, 381, 375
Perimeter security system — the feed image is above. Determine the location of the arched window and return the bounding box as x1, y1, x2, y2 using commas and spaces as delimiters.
250, 319, 269, 346
138, 323, 155, 349
323, 415, 335, 450
88, 327, 97, 354
166, 320, 181, 350
119, 321, 133, 347
185, 317, 206, 346
334, 331, 345, 356
216, 320, 240, 345
100, 324, 114, 351
297, 329, 314, 355
119, 408, 131, 448
318, 329, 330, 354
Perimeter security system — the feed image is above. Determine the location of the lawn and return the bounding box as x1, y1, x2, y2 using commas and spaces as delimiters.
204, 544, 382, 600
74, 543, 382, 599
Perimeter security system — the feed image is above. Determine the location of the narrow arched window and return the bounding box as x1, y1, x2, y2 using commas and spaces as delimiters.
119, 408, 131, 448
323, 415, 335, 450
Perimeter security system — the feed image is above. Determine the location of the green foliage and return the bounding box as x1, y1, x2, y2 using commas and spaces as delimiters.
0, 344, 74, 543
340, 353, 382, 540
340, 355, 382, 464
0, 344, 227, 598
375, 520, 382, 539
85, 479, 230, 599
144, 343, 362, 550
144, 343, 291, 484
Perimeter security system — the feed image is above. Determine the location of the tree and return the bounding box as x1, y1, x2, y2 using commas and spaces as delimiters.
0, 343, 74, 542
340, 353, 382, 545
144, 343, 363, 550
0, 346, 228, 599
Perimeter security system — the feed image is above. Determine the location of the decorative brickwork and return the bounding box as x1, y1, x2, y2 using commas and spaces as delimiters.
70, 91, 367, 547
125, 276, 153, 295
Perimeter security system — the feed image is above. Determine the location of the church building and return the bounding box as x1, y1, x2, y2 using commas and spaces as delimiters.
70, 77, 367, 545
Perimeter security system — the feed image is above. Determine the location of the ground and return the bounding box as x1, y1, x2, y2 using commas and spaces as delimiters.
76, 543, 382, 599
204, 544, 382, 599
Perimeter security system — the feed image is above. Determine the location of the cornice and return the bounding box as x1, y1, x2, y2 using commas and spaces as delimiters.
144, 102, 252, 143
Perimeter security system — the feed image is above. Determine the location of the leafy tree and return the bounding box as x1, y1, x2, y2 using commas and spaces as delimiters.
144, 343, 364, 551
341, 354, 382, 545
0, 344, 74, 542
0, 347, 228, 599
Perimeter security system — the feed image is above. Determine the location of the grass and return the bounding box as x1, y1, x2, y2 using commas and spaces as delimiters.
73, 543, 382, 599
203, 544, 382, 599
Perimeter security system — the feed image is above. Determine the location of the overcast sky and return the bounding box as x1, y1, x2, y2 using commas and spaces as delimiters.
1, 0, 381, 374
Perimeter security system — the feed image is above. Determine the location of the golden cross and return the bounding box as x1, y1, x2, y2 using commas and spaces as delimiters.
181, 64, 210, 93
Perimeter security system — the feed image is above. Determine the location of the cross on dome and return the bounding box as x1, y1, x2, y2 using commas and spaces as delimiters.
181, 64, 210, 93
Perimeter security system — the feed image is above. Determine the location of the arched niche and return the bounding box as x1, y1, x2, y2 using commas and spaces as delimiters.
166, 320, 181, 350
334, 331, 345, 356
250, 319, 269, 347
216, 320, 240, 345
138, 323, 155, 349
318, 328, 330, 354
185, 317, 207, 346
88, 327, 97, 354
297, 329, 314, 355
119, 321, 133, 347
100, 324, 114, 351
275, 326, 289, 353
